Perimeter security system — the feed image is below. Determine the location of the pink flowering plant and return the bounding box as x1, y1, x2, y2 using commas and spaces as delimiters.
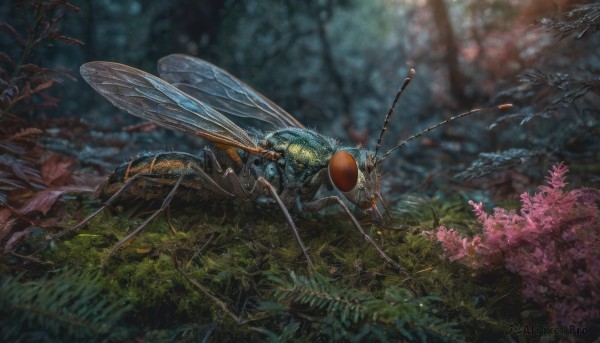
428, 162, 600, 325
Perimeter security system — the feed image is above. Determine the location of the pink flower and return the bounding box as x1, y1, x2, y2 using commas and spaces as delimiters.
427, 162, 600, 326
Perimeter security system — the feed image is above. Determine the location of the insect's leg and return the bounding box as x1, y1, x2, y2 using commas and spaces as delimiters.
254, 177, 315, 272
214, 169, 315, 271
302, 196, 406, 274
176, 260, 247, 325
203, 147, 223, 173
166, 206, 176, 234
370, 200, 385, 226
104, 168, 188, 263
376, 192, 394, 221
38, 173, 147, 252
190, 164, 234, 198
204, 148, 249, 199
222, 168, 250, 199
185, 232, 215, 269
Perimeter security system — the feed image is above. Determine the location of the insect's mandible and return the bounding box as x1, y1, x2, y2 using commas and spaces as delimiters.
52, 54, 511, 272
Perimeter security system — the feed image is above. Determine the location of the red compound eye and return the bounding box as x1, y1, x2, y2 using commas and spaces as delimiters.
329, 151, 358, 192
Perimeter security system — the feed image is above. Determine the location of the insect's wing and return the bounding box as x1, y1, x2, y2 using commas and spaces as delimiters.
157, 54, 304, 129
80, 61, 262, 154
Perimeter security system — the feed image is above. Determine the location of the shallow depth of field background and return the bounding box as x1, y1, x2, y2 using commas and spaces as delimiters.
3, 0, 597, 196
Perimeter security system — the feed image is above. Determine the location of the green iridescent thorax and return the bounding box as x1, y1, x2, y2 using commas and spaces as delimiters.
264, 128, 336, 186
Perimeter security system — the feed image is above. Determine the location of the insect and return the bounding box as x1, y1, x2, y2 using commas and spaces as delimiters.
51, 54, 510, 272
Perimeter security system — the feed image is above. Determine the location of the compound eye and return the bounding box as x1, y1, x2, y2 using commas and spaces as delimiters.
328, 151, 358, 192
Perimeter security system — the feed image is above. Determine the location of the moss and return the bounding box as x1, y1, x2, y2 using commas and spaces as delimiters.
31, 193, 528, 341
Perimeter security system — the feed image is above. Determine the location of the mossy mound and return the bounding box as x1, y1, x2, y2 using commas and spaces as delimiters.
2, 195, 526, 342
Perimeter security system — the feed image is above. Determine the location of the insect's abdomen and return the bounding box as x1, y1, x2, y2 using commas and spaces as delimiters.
98, 152, 209, 203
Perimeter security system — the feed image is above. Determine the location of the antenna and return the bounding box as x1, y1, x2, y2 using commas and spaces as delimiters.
373, 68, 416, 159
376, 104, 513, 164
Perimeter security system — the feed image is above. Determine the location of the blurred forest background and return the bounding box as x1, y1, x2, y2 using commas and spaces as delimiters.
1, 0, 598, 201
0, 0, 599, 341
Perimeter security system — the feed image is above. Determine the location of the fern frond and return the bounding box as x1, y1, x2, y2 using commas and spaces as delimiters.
142, 323, 216, 343
456, 148, 542, 181
260, 272, 463, 342
539, 3, 600, 39
0, 268, 132, 342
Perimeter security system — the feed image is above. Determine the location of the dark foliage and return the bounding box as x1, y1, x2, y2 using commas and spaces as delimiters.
538, 3, 600, 39
0, 0, 82, 118
462, 3, 600, 190
0, 1, 90, 252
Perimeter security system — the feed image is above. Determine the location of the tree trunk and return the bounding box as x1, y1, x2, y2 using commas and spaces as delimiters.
427, 0, 471, 104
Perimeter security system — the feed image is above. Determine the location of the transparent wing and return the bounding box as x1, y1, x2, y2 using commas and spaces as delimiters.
157, 54, 304, 129
80, 61, 262, 154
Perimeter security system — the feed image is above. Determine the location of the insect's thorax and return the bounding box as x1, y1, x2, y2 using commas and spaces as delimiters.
250, 128, 335, 204
264, 128, 335, 172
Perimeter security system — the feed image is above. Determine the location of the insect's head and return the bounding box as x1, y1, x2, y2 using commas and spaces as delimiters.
327, 67, 513, 223
324, 69, 416, 223
328, 148, 384, 222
